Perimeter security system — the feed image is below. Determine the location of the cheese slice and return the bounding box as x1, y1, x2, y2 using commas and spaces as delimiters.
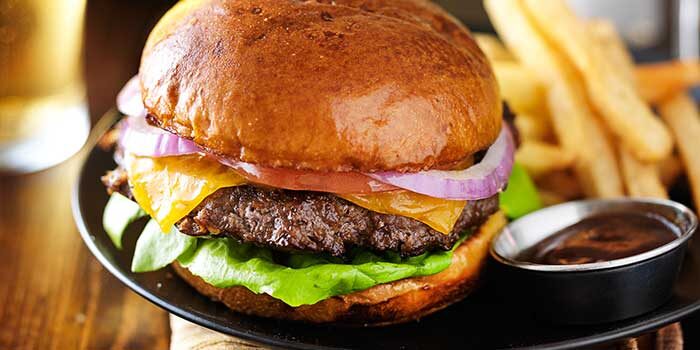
124, 153, 464, 234
339, 192, 465, 234
125, 153, 246, 232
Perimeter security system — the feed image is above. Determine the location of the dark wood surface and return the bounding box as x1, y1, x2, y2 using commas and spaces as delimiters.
0, 1, 175, 349
0, 1, 698, 349
0, 160, 170, 349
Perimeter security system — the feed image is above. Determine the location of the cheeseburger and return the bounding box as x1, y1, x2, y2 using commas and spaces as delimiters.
102, 0, 519, 325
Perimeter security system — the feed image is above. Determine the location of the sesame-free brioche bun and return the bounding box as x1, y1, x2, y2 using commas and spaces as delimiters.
139, 0, 501, 172
171, 211, 505, 325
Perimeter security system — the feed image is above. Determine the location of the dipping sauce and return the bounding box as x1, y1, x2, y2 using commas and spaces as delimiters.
520, 212, 679, 265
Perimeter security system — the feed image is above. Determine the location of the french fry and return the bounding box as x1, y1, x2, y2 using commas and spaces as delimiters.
619, 145, 668, 198
484, 0, 585, 152
515, 140, 575, 178
590, 18, 700, 105
522, 0, 673, 162
547, 84, 624, 198
544, 82, 588, 153
636, 60, 700, 104
586, 19, 637, 91
586, 17, 667, 199
474, 33, 515, 62
571, 113, 625, 198
659, 93, 700, 214
492, 61, 545, 114
658, 154, 684, 188
485, 0, 624, 198
514, 112, 552, 141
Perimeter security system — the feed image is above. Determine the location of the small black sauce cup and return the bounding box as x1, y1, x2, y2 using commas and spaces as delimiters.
490, 198, 698, 325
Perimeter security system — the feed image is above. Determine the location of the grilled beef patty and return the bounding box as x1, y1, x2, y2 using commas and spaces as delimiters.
103, 168, 498, 257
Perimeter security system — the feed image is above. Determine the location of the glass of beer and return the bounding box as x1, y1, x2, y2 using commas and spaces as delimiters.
0, 0, 90, 173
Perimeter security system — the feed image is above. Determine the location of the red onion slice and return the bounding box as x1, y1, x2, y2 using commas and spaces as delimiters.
365, 127, 515, 200
120, 116, 203, 157
117, 77, 202, 157
116, 76, 147, 118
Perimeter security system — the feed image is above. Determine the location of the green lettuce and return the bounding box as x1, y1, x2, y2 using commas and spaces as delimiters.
123, 219, 466, 306
177, 235, 467, 307
499, 163, 542, 219
103, 193, 146, 249
132, 220, 197, 272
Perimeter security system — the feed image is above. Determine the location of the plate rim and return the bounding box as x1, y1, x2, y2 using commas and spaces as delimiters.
71, 110, 700, 350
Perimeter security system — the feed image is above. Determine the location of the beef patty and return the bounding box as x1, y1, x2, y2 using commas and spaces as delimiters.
103, 168, 499, 257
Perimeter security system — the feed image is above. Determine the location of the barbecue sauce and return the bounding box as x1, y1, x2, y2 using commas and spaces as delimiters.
520, 213, 678, 265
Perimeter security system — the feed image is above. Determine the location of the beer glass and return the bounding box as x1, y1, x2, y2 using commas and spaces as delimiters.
0, 0, 89, 173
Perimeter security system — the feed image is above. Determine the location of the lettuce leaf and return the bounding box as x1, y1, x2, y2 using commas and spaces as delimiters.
131, 219, 197, 272
103, 193, 146, 249
499, 163, 542, 219
177, 234, 467, 307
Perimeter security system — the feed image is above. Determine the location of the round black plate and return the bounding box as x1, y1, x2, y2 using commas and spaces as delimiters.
73, 111, 700, 350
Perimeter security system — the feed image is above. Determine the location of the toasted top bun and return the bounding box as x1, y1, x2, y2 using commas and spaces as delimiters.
140, 0, 501, 172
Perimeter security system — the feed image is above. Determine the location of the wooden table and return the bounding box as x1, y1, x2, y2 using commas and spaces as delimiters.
0, 158, 171, 349
0, 1, 174, 348
1, 1, 698, 349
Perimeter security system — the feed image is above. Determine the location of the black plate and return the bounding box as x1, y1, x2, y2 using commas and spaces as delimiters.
73, 111, 700, 350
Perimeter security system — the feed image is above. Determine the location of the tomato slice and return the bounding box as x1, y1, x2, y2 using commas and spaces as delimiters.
217, 158, 397, 194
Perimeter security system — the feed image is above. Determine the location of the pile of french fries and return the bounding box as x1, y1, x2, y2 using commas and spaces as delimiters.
478, 0, 700, 214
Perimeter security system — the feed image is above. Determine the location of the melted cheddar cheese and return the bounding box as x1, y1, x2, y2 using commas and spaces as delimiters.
125, 154, 246, 232
339, 192, 465, 234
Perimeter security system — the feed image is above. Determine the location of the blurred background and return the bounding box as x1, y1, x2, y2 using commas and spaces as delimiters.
0, 0, 698, 348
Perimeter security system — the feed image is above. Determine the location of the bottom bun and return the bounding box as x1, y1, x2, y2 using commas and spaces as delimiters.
172, 211, 506, 326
